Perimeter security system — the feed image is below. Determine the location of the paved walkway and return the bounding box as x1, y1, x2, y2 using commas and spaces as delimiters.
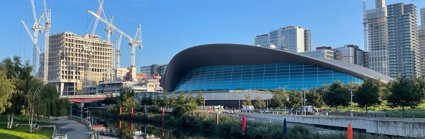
51, 118, 90, 139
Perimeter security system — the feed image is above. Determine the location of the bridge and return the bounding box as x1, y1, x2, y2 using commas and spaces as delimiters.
60, 95, 107, 103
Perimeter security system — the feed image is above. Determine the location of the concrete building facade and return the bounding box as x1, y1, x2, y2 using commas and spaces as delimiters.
140, 64, 168, 77
335, 45, 368, 67
365, 0, 389, 76
301, 46, 336, 60
48, 32, 114, 95
387, 3, 420, 78
254, 26, 311, 53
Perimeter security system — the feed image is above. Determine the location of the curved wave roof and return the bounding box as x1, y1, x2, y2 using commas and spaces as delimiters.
162, 44, 393, 92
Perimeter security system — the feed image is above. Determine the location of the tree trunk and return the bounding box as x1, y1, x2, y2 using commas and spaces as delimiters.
10, 113, 14, 129
7, 114, 10, 129
366, 106, 368, 117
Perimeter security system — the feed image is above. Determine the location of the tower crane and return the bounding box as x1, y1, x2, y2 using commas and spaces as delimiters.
43, 0, 51, 83
88, 10, 142, 81
21, 0, 45, 76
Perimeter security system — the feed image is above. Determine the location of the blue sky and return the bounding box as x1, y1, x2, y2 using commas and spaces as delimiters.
0, 0, 424, 69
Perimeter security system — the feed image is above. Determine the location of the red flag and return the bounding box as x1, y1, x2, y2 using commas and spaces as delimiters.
130, 108, 134, 118
119, 107, 122, 116
242, 115, 246, 136
130, 122, 134, 129
162, 107, 165, 122
162, 128, 165, 137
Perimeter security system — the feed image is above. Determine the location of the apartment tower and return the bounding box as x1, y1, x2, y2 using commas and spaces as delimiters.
387, 3, 420, 78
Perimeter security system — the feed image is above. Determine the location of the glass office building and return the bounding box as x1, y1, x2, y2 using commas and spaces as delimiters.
162, 44, 392, 92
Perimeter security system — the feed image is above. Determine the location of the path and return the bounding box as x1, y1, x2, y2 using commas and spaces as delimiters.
51, 118, 90, 139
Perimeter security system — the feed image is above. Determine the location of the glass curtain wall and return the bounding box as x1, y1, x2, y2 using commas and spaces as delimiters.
174, 63, 362, 92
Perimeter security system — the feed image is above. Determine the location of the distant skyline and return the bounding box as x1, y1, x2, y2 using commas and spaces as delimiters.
0, 0, 424, 69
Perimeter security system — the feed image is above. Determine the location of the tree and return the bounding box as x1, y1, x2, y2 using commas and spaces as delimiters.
270, 90, 287, 108
176, 94, 186, 105
123, 98, 137, 112
285, 90, 302, 109
354, 79, 383, 113
254, 96, 266, 110
195, 91, 205, 106
387, 77, 425, 117
306, 88, 324, 108
323, 81, 350, 111
26, 78, 44, 133
1, 56, 33, 129
0, 69, 15, 113
169, 93, 177, 107
162, 92, 169, 107
146, 93, 153, 105
243, 94, 252, 106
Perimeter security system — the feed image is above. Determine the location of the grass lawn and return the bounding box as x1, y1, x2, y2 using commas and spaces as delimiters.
320, 101, 425, 118
0, 127, 52, 139
0, 121, 53, 139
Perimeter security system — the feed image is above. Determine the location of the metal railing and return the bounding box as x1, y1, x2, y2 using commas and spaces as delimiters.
69, 115, 92, 130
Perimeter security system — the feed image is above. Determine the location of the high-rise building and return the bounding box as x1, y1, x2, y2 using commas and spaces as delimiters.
48, 32, 114, 95
421, 8, 425, 33
254, 26, 311, 53
419, 8, 425, 77
365, 0, 389, 75
335, 45, 368, 67
387, 3, 420, 78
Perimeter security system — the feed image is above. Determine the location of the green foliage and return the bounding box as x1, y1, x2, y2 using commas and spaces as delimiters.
195, 91, 205, 106
172, 94, 197, 117
270, 90, 287, 108
285, 90, 302, 109
305, 87, 325, 108
387, 77, 425, 116
243, 94, 252, 106
323, 81, 350, 110
123, 97, 137, 112
176, 93, 186, 105
0, 56, 33, 115
169, 93, 177, 107
354, 79, 383, 112
288, 125, 313, 139
253, 96, 266, 109
0, 69, 15, 113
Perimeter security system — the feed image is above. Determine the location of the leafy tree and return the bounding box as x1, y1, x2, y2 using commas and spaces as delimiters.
154, 93, 163, 106
285, 90, 302, 109
306, 88, 324, 108
0, 56, 33, 129
254, 96, 266, 110
243, 94, 252, 106
270, 90, 287, 108
176, 94, 186, 105
195, 91, 205, 106
354, 79, 383, 113
323, 81, 350, 111
123, 97, 137, 112
162, 92, 169, 107
169, 93, 177, 107
387, 77, 425, 117
0, 69, 15, 113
